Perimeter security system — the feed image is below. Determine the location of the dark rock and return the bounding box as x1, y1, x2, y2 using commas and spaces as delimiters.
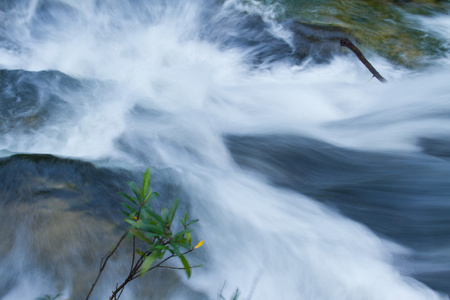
418, 137, 450, 159
0, 69, 79, 133
0, 154, 130, 298
286, 20, 349, 63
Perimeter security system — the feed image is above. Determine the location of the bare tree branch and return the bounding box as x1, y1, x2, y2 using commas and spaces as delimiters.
340, 38, 387, 83
86, 232, 128, 300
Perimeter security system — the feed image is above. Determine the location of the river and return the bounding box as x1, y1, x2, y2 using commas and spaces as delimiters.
1, 1, 450, 299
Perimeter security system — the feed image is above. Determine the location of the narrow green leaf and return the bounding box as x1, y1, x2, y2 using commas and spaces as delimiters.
121, 202, 137, 215
142, 167, 151, 199
157, 250, 166, 259
177, 242, 192, 250
119, 192, 138, 205
143, 189, 152, 204
143, 232, 159, 239
140, 252, 158, 276
141, 224, 165, 236
170, 240, 189, 255
143, 217, 159, 227
187, 219, 199, 226
144, 191, 159, 205
179, 254, 191, 278
168, 198, 179, 224
178, 237, 188, 244
139, 207, 150, 220
143, 207, 164, 223
161, 208, 169, 221
169, 242, 181, 255
180, 213, 187, 227
154, 244, 169, 251
129, 229, 153, 244
124, 219, 145, 229
124, 219, 138, 227
173, 228, 192, 239
128, 181, 142, 204
186, 232, 192, 245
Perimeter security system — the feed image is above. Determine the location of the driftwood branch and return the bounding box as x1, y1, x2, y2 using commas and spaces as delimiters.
340, 38, 387, 83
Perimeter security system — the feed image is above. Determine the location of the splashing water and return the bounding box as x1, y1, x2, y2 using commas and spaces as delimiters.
1, 1, 450, 299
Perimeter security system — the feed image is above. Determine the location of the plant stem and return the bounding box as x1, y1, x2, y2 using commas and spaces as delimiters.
85, 232, 128, 300
109, 274, 133, 300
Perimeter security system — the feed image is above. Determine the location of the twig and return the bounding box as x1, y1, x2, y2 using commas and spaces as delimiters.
130, 235, 136, 273
86, 232, 128, 300
109, 248, 197, 299
340, 38, 387, 83
110, 274, 133, 300
130, 210, 143, 275
149, 248, 195, 271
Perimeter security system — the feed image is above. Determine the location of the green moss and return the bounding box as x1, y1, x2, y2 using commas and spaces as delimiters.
333, 0, 449, 68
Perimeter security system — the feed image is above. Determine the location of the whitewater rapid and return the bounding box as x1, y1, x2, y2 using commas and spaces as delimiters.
1, 1, 450, 299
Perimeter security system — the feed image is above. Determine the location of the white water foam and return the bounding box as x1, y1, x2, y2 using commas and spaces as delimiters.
1, 1, 449, 299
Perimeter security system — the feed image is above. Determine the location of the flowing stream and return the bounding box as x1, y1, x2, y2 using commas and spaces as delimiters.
1, 1, 450, 299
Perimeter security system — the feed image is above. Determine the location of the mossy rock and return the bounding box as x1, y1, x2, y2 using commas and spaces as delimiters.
0, 154, 205, 299
241, 0, 450, 67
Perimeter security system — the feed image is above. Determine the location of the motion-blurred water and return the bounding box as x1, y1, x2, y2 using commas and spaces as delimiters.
1, 1, 450, 299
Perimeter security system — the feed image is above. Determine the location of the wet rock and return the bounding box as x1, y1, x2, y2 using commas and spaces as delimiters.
418, 137, 450, 159
0, 69, 78, 133
226, 133, 450, 296
0, 154, 204, 299
239, 0, 449, 67
0, 154, 129, 298
286, 20, 349, 63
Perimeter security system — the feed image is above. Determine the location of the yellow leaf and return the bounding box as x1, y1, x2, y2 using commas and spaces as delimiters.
194, 240, 204, 249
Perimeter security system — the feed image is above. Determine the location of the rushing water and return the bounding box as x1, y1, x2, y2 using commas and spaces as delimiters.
1, 1, 450, 299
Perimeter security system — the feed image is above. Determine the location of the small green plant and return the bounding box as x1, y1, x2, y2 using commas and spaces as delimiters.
217, 275, 261, 300
34, 295, 62, 300
84, 167, 202, 300
219, 289, 240, 300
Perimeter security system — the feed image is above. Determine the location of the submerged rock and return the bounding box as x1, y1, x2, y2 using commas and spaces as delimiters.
0, 154, 205, 299
0, 154, 129, 298
286, 20, 349, 63
226, 133, 450, 296
0, 69, 79, 133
